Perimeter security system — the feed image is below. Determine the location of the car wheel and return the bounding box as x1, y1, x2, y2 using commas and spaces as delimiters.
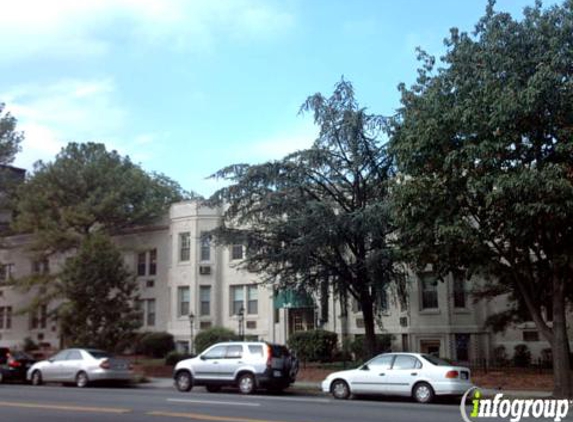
412, 382, 434, 404
237, 373, 255, 395
175, 371, 193, 392
206, 385, 221, 393
331, 379, 351, 400
76, 371, 89, 388
31, 370, 43, 386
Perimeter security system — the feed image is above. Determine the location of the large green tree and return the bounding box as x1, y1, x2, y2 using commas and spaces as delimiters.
0, 103, 23, 166
13, 142, 188, 343
391, 1, 573, 397
60, 233, 140, 351
209, 80, 403, 356
14, 142, 188, 252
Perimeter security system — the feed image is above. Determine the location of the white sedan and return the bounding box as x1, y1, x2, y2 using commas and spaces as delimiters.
321, 352, 472, 403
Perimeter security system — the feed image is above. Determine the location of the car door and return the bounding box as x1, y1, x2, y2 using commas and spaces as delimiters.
43, 350, 69, 381
349, 354, 394, 394
61, 350, 84, 382
218, 345, 244, 381
194, 345, 227, 381
385, 355, 423, 395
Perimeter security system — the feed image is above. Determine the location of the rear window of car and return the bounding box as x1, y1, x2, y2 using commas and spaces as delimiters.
421, 354, 451, 366
86, 350, 111, 359
269, 345, 290, 358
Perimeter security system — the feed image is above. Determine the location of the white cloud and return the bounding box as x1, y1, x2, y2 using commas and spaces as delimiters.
4, 78, 127, 169
0, 0, 294, 63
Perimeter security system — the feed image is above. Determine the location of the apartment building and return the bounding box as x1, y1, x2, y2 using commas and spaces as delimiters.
0, 199, 570, 363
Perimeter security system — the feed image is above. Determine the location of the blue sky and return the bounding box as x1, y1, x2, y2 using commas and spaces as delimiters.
1, 0, 558, 196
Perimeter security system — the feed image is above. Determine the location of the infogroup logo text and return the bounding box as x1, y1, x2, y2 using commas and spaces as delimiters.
460, 388, 571, 422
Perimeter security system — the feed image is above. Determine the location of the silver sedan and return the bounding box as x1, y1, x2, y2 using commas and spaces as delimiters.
27, 348, 134, 387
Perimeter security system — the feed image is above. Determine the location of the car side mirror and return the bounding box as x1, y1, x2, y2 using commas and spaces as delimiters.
48, 358, 54, 363
200, 355, 207, 360
361, 364, 369, 371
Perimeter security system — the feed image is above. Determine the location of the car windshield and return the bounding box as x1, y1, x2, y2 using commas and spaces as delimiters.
421, 354, 451, 366
11, 351, 33, 360
86, 350, 111, 359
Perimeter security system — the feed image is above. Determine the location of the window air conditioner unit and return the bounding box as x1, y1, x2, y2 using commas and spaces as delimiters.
199, 265, 211, 275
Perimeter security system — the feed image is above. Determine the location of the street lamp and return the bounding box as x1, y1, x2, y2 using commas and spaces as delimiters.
188, 313, 195, 355
238, 306, 245, 341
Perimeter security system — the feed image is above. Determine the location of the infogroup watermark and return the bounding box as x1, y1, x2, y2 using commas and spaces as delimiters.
460, 387, 572, 422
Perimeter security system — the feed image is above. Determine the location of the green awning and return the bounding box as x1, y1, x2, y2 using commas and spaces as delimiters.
274, 289, 315, 309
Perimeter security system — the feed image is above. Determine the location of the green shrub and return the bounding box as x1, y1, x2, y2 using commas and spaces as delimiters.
23, 337, 39, 352
349, 334, 394, 361
194, 327, 240, 354
513, 344, 531, 367
287, 329, 339, 362
139, 332, 175, 358
165, 351, 193, 366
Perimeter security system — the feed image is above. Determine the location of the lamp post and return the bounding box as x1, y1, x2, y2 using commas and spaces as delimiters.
188, 312, 195, 355
238, 306, 245, 341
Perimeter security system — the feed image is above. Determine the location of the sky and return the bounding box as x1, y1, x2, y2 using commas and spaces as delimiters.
1, 0, 560, 197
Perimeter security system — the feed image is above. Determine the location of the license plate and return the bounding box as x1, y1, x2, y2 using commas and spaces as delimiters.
273, 370, 282, 377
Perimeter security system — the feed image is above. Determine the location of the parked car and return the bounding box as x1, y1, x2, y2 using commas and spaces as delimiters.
27, 348, 134, 388
321, 352, 472, 403
0, 348, 36, 383
174, 342, 299, 394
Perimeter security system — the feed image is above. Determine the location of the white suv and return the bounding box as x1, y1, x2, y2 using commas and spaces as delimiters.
174, 342, 298, 394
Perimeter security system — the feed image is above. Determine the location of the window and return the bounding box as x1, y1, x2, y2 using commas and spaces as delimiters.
352, 299, 362, 313
226, 345, 243, 359
230, 286, 244, 315
455, 334, 470, 361
248, 345, 264, 356
146, 280, 155, 288
149, 249, 157, 275
231, 244, 243, 260
453, 277, 466, 308
0, 306, 11, 330
523, 331, 540, 342
178, 287, 190, 317
392, 355, 421, 370
376, 286, 388, 312
179, 233, 191, 261
137, 252, 146, 276
368, 355, 394, 369
247, 285, 258, 315
146, 299, 156, 326
200, 321, 212, 330
200, 286, 211, 316
200, 233, 211, 262
30, 305, 47, 330
0, 263, 14, 283
32, 259, 49, 275
246, 321, 257, 329
421, 274, 439, 309
203, 345, 226, 360
67, 350, 83, 360
51, 351, 69, 362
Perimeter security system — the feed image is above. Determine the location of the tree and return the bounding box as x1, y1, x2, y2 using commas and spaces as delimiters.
12, 142, 189, 340
0, 103, 24, 223
0, 103, 23, 166
390, 1, 573, 397
14, 142, 189, 253
209, 80, 403, 356
59, 233, 140, 351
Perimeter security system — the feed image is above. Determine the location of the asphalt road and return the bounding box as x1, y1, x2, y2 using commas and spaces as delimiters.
0, 382, 560, 422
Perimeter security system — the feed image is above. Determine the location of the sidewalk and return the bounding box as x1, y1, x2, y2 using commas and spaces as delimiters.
140, 378, 552, 398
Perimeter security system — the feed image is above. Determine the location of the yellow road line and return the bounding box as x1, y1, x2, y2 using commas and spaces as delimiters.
0, 401, 131, 414
148, 411, 305, 422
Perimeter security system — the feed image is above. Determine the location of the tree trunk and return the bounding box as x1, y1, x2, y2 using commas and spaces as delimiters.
360, 292, 377, 358
552, 284, 572, 398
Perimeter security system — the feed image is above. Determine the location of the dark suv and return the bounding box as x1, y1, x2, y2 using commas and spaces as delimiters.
174, 342, 299, 394
0, 348, 36, 383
